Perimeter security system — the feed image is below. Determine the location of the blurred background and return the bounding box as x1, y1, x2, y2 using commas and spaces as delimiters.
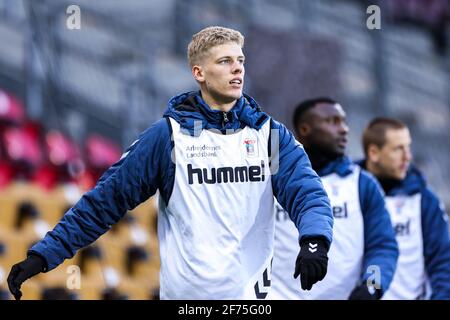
0, 0, 449, 299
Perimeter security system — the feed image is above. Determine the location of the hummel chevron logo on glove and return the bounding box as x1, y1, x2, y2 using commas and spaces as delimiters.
294, 238, 328, 290
308, 243, 318, 253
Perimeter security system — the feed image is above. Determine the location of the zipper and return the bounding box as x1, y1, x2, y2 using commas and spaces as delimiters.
222, 112, 229, 128
223, 112, 229, 123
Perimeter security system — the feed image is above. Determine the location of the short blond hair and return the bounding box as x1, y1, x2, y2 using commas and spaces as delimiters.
187, 26, 244, 67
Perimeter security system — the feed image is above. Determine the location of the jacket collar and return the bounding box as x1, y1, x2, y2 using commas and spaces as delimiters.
355, 159, 426, 196
316, 156, 354, 177
163, 91, 269, 136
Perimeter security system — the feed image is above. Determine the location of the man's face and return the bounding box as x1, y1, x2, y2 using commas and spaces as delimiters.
369, 128, 412, 180
299, 103, 349, 158
193, 42, 245, 105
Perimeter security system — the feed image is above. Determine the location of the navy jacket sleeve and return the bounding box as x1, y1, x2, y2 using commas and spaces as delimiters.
29, 119, 172, 271
359, 170, 399, 294
270, 119, 333, 247
421, 188, 450, 299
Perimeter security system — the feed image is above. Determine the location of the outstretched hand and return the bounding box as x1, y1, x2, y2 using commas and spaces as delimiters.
294, 238, 328, 290
7, 255, 46, 300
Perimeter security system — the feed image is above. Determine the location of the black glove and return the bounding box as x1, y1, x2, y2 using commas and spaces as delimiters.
348, 284, 382, 300
7, 254, 46, 300
294, 238, 328, 290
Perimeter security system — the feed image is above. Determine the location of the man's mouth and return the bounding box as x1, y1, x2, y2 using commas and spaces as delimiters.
337, 138, 348, 146
400, 163, 409, 171
229, 78, 242, 86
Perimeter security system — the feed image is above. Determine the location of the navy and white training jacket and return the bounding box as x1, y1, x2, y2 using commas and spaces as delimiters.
358, 162, 450, 300
29, 91, 333, 299
271, 156, 398, 299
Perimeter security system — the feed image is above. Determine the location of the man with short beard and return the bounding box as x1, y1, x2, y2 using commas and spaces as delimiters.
360, 117, 450, 299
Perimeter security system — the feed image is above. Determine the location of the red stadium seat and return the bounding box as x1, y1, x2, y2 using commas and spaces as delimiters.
32, 130, 85, 190
86, 134, 121, 169
0, 161, 14, 190
0, 90, 25, 125
1, 121, 44, 181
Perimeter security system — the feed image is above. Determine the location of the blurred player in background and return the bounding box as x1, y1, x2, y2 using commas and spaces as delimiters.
360, 117, 450, 300
270, 98, 398, 300
7, 26, 333, 300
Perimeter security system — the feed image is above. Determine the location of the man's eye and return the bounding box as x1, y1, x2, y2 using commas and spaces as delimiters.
219, 60, 229, 64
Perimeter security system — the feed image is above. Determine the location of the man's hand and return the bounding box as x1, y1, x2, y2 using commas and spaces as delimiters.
294, 238, 328, 290
348, 284, 382, 300
7, 254, 46, 300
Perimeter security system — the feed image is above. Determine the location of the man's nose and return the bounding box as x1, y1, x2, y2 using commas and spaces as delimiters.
232, 62, 243, 74
339, 122, 349, 134
404, 149, 412, 162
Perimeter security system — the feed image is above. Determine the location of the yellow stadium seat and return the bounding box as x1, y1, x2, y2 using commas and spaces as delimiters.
129, 196, 158, 236
76, 275, 106, 300
117, 276, 153, 300
0, 228, 35, 272
20, 279, 41, 300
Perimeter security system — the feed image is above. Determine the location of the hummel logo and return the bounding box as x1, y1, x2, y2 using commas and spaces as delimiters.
308, 243, 317, 253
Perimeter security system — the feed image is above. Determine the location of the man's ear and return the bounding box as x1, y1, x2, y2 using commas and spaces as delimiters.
367, 144, 381, 163
299, 123, 311, 137
192, 65, 204, 83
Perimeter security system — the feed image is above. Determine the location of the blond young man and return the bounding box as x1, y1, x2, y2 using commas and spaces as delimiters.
359, 117, 450, 299
8, 26, 333, 300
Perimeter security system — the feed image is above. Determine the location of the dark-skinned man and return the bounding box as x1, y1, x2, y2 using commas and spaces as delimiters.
269, 98, 399, 300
